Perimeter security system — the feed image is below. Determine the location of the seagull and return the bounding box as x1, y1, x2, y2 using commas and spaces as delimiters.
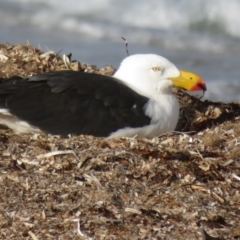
0, 54, 206, 138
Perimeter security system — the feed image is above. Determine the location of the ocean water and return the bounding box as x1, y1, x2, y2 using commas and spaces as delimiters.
0, 0, 240, 102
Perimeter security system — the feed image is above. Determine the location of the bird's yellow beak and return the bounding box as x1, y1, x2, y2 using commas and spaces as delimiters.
170, 70, 207, 91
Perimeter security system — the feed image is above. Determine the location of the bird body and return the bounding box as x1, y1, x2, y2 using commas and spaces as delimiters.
0, 54, 206, 138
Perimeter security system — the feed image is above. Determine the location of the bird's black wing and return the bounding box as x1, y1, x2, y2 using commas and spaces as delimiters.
0, 71, 151, 137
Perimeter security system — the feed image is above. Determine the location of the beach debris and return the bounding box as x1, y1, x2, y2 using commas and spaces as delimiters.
0, 42, 239, 239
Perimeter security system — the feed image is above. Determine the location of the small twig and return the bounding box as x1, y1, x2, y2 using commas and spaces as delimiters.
121, 37, 129, 56
63, 54, 71, 69
71, 219, 85, 237
77, 219, 84, 237
28, 231, 38, 240
83, 173, 102, 189
232, 173, 240, 181
37, 150, 77, 159
196, 149, 205, 161
199, 227, 206, 240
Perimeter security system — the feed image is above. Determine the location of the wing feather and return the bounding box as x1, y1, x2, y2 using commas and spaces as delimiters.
0, 71, 151, 136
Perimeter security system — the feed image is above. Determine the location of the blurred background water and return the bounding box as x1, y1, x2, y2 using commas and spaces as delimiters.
0, 0, 240, 102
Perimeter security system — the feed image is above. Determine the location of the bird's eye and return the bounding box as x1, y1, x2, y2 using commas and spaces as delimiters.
152, 67, 162, 72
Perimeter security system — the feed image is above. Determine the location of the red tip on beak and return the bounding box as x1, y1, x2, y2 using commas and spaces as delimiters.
190, 78, 207, 91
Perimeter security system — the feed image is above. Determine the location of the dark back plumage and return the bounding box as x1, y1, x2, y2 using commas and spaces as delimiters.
0, 71, 150, 136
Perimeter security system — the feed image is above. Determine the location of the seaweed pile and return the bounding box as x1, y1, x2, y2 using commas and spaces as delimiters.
0, 42, 239, 239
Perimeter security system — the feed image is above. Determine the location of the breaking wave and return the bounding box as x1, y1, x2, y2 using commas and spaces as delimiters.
1, 0, 240, 53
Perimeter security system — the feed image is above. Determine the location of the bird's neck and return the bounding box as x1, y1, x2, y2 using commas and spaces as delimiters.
114, 73, 173, 100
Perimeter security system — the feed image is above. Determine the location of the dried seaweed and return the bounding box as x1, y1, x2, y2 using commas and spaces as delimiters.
0, 42, 240, 239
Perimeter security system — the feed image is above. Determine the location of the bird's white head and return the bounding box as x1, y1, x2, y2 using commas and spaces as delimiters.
114, 54, 179, 97
113, 54, 206, 98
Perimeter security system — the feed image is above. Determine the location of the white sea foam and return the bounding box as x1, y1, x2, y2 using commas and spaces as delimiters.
6, 0, 240, 36
1, 0, 240, 53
